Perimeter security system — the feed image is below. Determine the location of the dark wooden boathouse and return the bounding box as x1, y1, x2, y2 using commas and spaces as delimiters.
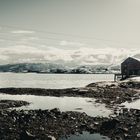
121, 57, 140, 79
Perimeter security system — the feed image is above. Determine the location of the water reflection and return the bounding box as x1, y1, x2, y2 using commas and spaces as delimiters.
60, 132, 110, 140
0, 94, 112, 117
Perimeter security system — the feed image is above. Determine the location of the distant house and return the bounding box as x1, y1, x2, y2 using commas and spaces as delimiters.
121, 57, 140, 79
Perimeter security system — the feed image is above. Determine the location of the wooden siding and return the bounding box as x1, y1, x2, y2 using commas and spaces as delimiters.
121, 57, 140, 79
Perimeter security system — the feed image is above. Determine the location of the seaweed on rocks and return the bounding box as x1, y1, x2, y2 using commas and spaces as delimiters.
0, 100, 29, 109
0, 108, 139, 140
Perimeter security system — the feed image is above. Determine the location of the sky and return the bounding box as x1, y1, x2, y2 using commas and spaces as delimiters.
0, 0, 140, 65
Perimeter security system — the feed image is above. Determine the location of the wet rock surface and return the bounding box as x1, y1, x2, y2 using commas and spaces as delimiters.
0, 108, 139, 140
0, 100, 29, 109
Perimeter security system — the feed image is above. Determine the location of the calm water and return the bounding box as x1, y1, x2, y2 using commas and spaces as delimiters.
60, 132, 110, 140
123, 99, 140, 110
0, 94, 112, 117
0, 73, 114, 89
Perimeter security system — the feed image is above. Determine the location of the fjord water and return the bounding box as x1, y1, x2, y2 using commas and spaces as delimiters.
0, 73, 114, 89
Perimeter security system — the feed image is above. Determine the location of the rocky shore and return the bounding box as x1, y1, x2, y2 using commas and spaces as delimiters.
0, 100, 29, 109
0, 80, 139, 107
0, 80, 140, 140
0, 108, 140, 140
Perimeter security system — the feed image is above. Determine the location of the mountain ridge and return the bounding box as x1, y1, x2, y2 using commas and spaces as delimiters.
0, 62, 120, 74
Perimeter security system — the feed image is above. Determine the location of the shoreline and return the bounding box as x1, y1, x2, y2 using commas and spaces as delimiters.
0, 80, 139, 107
0, 80, 140, 140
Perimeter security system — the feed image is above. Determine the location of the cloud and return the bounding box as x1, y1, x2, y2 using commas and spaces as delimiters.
11, 30, 35, 34
0, 55, 9, 60
98, 54, 107, 59
60, 40, 84, 46
2, 27, 139, 66
0, 44, 140, 66
0, 39, 5, 42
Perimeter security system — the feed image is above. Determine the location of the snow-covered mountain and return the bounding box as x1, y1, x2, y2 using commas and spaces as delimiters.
0, 63, 116, 74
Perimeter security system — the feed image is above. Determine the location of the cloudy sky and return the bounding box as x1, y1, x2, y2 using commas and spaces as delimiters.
0, 0, 140, 65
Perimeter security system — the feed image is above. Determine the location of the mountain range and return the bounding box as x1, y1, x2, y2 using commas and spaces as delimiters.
0, 47, 139, 74
0, 62, 120, 74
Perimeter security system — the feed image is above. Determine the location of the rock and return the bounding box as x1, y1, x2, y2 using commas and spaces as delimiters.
47, 135, 56, 140
50, 108, 61, 115
122, 127, 128, 132
75, 108, 82, 110
114, 136, 123, 140
94, 122, 99, 125
101, 119, 119, 130
87, 124, 97, 133
137, 133, 140, 137
20, 130, 36, 140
